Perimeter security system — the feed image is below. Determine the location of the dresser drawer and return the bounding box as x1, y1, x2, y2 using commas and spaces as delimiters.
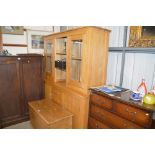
90, 93, 113, 110
88, 116, 110, 129
90, 104, 142, 129
115, 102, 152, 128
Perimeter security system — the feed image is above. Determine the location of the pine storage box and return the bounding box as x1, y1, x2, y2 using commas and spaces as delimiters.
29, 99, 73, 129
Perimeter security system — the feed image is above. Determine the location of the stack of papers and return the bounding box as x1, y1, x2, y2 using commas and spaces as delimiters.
93, 85, 125, 94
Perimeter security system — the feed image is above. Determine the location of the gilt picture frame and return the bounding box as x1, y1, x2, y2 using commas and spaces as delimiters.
1, 26, 24, 35
129, 26, 155, 47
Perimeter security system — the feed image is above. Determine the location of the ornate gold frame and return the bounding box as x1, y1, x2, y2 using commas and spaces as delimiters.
129, 26, 155, 47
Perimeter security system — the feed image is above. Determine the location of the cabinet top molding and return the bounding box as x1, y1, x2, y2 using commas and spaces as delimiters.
44, 26, 111, 38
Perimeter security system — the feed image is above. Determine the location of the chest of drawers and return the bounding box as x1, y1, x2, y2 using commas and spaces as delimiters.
88, 89, 155, 129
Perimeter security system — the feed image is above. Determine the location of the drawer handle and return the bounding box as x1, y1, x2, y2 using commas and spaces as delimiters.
27, 60, 30, 63
145, 113, 149, 116
125, 108, 129, 112
17, 57, 21, 60
125, 108, 137, 121
125, 108, 137, 115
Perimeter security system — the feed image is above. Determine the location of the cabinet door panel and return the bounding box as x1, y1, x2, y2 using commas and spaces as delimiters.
67, 34, 87, 90
21, 57, 44, 115
0, 58, 22, 127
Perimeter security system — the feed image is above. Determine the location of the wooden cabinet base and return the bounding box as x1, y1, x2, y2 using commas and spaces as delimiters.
29, 99, 73, 129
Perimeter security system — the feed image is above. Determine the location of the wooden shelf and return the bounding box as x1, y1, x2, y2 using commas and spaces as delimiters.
56, 52, 66, 55
3, 43, 27, 47
71, 57, 82, 61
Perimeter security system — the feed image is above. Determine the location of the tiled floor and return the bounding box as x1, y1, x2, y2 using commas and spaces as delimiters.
4, 121, 33, 129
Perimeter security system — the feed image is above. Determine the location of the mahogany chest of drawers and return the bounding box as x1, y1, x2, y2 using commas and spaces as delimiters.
88, 89, 155, 129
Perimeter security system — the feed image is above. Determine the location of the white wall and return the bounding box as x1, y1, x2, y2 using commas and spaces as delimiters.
106, 52, 122, 86
102, 26, 124, 47
122, 53, 155, 91
2, 26, 60, 55
105, 26, 155, 91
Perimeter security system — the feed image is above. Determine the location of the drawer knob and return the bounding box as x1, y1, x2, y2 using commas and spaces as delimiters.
125, 108, 129, 112
17, 57, 21, 60
145, 113, 149, 116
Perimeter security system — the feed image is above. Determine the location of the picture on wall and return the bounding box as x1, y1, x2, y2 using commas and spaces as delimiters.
1, 26, 24, 35
129, 26, 155, 47
31, 35, 44, 49
27, 30, 52, 54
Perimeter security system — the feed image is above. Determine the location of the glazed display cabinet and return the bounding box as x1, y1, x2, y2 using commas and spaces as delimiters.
44, 27, 110, 128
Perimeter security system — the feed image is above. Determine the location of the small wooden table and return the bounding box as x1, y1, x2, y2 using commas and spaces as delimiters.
29, 99, 73, 129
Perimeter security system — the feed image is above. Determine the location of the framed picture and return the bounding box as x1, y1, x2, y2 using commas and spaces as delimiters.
27, 30, 52, 54
1, 26, 24, 35
129, 26, 155, 47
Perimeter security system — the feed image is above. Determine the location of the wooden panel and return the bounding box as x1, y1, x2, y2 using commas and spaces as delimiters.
88, 28, 110, 87
51, 85, 63, 106
29, 106, 48, 128
63, 90, 88, 129
45, 82, 52, 99
88, 116, 110, 129
49, 117, 72, 129
90, 93, 113, 110
0, 31, 2, 50
3, 44, 27, 47
29, 99, 73, 129
0, 58, 22, 127
90, 104, 142, 129
21, 57, 44, 116
115, 102, 152, 127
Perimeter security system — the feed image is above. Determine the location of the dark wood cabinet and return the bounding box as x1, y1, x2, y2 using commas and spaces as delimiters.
0, 32, 2, 50
89, 89, 155, 129
0, 55, 44, 128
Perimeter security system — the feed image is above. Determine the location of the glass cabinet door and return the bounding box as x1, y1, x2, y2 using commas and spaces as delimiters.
45, 42, 53, 73
68, 34, 86, 88
71, 39, 82, 81
55, 37, 67, 82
